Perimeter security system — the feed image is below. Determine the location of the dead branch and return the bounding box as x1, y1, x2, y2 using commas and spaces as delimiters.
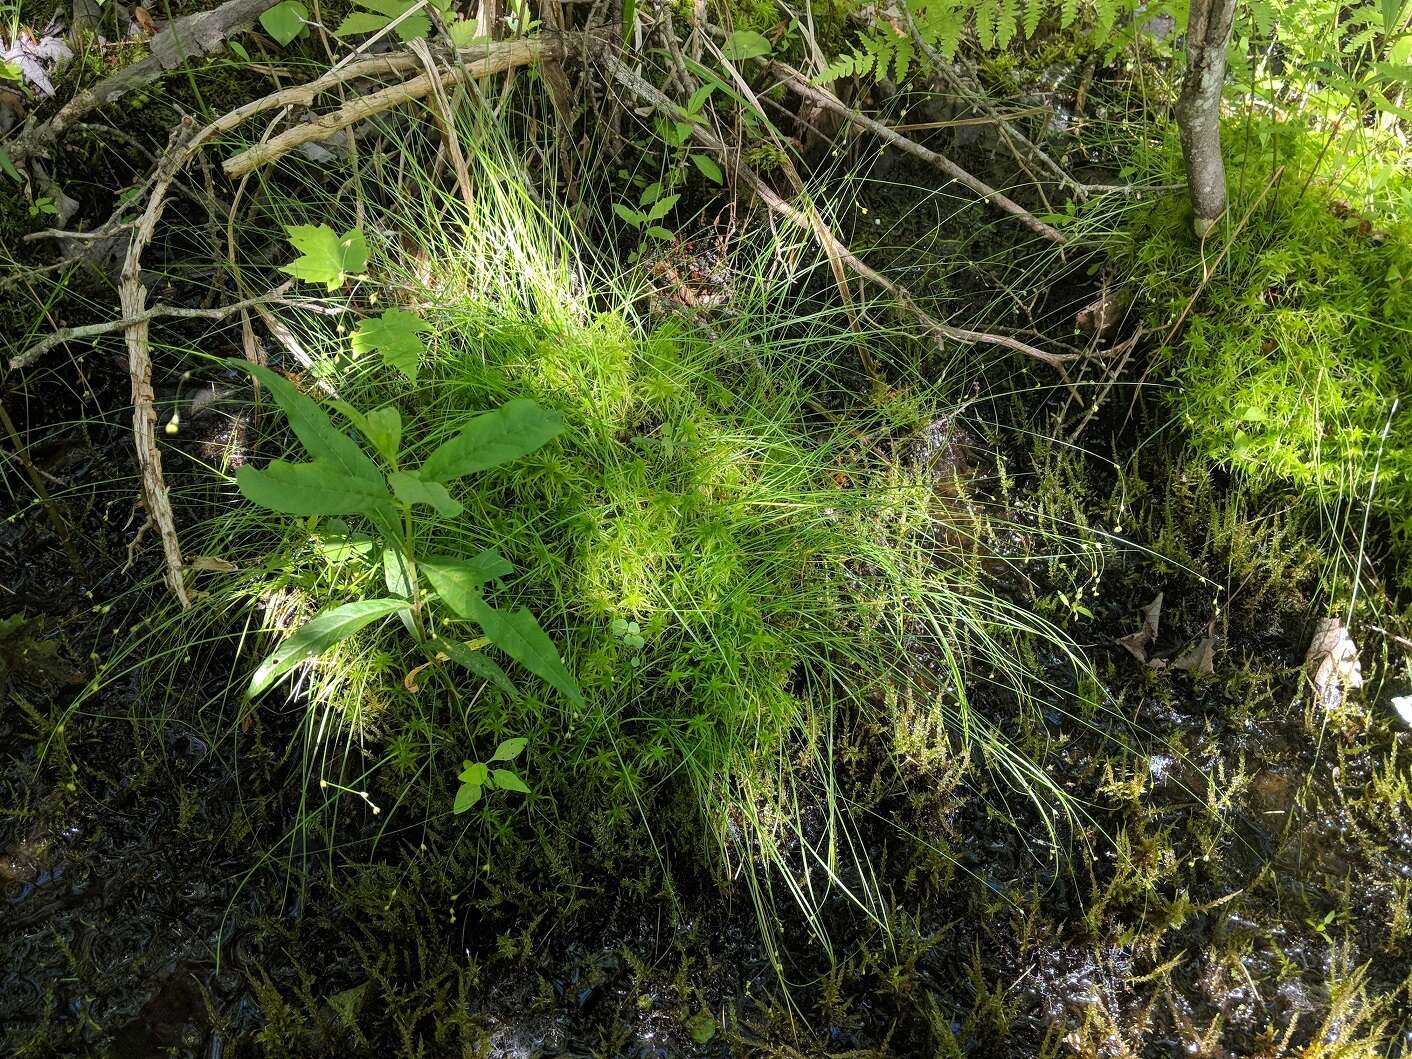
9, 286, 290, 371
602, 55, 1080, 370
766, 61, 1066, 245
120, 119, 202, 608
895, 3, 1082, 198
6, 0, 282, 163
222, 37, 555, 177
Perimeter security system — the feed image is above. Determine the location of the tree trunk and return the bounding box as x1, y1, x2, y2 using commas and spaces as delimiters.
1176, 0, 1237, 236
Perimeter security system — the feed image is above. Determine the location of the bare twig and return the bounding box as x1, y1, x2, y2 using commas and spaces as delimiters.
9, 287, 290, 371
5, 0, 282, 162
603, 55, 1081, 370
766, 61, 1066, 245
120, 119, 201, 607
222, 37, 555, 176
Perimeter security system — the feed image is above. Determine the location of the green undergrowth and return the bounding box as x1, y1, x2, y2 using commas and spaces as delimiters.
88, 117, 1092, 960
1114, 116, 1412, 586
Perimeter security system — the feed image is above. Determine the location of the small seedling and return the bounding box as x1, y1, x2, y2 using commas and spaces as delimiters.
454, 737, 532, 813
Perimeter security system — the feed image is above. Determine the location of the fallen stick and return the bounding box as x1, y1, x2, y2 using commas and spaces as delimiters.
765, 61, 1065, 245
222, 37, 554, 177
895, 3, 1081, 198
9, 287, 288, 371
5, 0, 281, 162
603, 55, 1080, 370
120, 119, 202, 607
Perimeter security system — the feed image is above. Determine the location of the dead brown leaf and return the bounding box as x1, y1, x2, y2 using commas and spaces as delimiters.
1118, 592, 1163, 663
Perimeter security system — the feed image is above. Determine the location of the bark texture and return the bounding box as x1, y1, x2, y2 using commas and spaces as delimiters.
1176, 0, 1237, 236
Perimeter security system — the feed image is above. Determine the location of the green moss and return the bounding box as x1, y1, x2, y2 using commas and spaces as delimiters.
1117, 117, 1412, 584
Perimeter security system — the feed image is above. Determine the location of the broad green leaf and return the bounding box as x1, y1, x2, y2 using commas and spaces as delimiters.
236, 459, 389, 515
640, 182, 663, 205
644, 194, 679, 222
722, 29, 772, 60
418, 399, 564, 483
229, 39, 251, 62
447, 19, 483, 46
463, 599, 585, 707
459, 761, 488, 784
238, 362, 382, 484
0, 147, 21, 183
351, 308, 430, 382
421, 551, 515, 615
489, 768, 530, 794
259, 0, 307, 45
362, 406, 403, 464
279, 224, 368, 290
691, 153, 724, 184
431, 635, 518, 696
453, 781, 482, 813
491, 737, 527, 761
331, 401, 403, 464
382, 543, 414, 598
613, 202, 646, 226
645, 226, 674, 241
388, 470, 463, 516
335, 0, 447, 40
314, 522, 376, 563
249, 598, 408, 697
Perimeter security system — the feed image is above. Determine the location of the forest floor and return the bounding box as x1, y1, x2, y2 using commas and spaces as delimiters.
4, 11, 1412, 1059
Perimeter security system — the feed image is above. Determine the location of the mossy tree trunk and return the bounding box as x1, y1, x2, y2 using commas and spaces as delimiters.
1176, 0, 1237, 237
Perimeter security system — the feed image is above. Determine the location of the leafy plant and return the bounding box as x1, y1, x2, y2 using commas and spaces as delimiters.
612, 181, 680, 243
259, 0, 308, 46
233, 358, 583, 709
352, 308, 431, 382
453, 736, 531, 813
280, 224, 369, 290
335, 0, 449, 40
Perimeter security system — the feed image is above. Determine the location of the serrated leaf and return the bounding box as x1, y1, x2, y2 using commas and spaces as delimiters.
690, 153, 723, 184
448, 19, 483, 46
388, 470, 463, 516
490, 768, 530, 794
453, 781, 482, 813
421, 551, 516, 616
418, 399, 563, 483
280, 225, 367, 290
236, 459, 389, 515
249, 598, 408, 697
259, 0, 307, 45
351, 308, 430, 382
722, 28, 772, 59
491, 737, 527, 761
334, 0, 437, 40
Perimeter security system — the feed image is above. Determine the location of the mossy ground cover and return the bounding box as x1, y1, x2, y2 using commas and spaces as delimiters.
5, 11, 1412, 1059
1113, 115, 1412, 587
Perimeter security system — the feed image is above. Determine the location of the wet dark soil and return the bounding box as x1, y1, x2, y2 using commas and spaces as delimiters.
6, 332, 1412, 1058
